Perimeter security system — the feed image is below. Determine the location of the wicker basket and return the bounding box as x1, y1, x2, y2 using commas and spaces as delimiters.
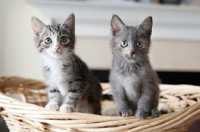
0, 76, 200, 132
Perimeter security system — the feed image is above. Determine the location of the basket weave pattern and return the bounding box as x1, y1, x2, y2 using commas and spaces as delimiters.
0, 76, 200, 132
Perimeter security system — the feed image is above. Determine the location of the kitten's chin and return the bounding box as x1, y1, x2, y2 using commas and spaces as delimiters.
124, 56, 137, 63
127, 59, 137, 63
48, 53, 63, 59
54, 52, 62, 56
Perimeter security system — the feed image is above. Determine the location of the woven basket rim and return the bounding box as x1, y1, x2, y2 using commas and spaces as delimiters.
1, 76, 200, 132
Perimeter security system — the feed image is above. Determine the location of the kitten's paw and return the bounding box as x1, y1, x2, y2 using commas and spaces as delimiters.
135, 110, 149, 119
151, 108, 160, 118
60, 104, 75, 113
120, 110, 133, 117
45, 102, 59, 111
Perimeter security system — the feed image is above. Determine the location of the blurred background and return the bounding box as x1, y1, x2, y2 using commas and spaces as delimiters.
0, 0, 200, 131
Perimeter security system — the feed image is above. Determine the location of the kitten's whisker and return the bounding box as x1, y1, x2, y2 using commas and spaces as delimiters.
71, 54, 79, 69
69, 54, 77, 70
73, 54, 82, 68
67, 53, 73, 63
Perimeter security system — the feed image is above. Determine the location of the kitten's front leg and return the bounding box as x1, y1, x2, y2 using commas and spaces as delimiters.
60, 80, 84, 113
45, 88, 62, 111
135, 83, 160, 119
111, 83, 133, 117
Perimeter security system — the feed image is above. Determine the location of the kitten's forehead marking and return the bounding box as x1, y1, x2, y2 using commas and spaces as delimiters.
47, 25, 54, 35
46, 25, 61, 36
54, 25, 60, 32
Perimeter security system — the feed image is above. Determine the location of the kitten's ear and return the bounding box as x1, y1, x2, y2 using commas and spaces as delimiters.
31, 17, 46, 36
111, 15, 125, 36
139, 16, 153, 36
62, 13, 75, 33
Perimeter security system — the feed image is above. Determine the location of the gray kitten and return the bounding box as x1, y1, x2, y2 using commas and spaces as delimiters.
31, 14, 102, 114
109, 15, 160, 119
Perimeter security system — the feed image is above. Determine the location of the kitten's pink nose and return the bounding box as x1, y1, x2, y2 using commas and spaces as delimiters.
130, 51, 135, 56
55, 45, 60, 52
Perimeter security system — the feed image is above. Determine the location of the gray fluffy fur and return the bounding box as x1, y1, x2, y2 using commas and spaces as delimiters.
31, 14, 102, 114
109, 15, 160, 119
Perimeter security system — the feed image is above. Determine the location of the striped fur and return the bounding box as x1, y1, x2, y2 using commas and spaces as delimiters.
31, 14, 102, 114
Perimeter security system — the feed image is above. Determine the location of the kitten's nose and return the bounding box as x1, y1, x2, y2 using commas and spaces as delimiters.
130, 51, 135, 56
55, 45, 60, 52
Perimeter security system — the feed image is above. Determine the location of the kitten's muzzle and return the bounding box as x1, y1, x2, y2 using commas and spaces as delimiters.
130, 51, 135, 56
55, 45, 61, 53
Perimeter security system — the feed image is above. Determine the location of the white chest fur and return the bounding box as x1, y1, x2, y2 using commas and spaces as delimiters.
42, 56, 70, 96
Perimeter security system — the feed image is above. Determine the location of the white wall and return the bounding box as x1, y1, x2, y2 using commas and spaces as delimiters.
0, 0, 47, 80
0, 0, 200, 81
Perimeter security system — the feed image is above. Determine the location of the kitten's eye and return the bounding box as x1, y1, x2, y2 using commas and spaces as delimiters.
120, 41, 128, 48
60, 36, 69, 43
137, 41, 143, 48
45, 38, 52, 45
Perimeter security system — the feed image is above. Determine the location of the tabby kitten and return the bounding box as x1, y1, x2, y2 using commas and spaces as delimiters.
109, 15, 160, 119
31, 14, 102, 114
